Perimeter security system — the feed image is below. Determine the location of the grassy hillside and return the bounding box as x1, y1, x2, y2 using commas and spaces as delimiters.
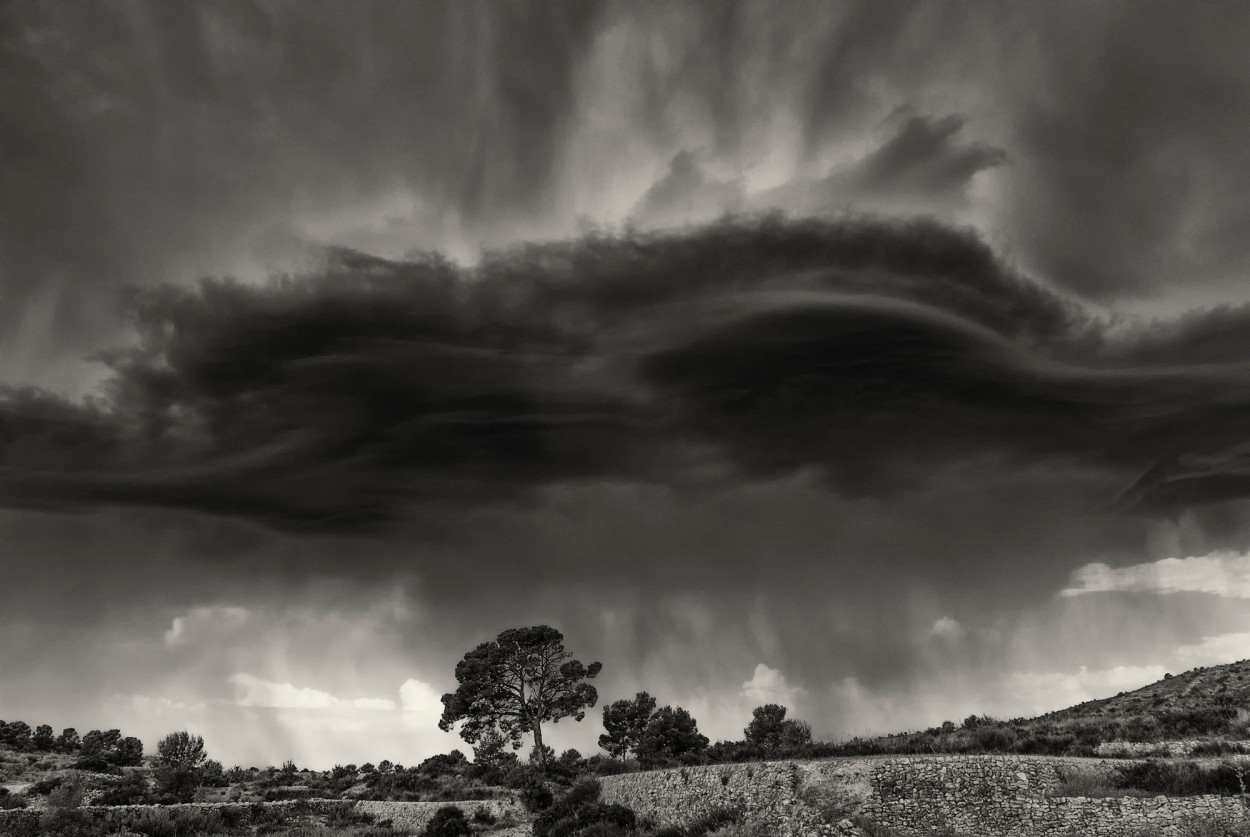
1044, 659, 1250, 725
828, 659, 1250, 759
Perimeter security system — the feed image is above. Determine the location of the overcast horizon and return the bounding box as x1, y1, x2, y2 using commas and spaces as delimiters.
7, 1, 1250, 769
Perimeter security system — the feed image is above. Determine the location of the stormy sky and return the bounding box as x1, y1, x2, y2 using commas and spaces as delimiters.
6, 1, 1250, 768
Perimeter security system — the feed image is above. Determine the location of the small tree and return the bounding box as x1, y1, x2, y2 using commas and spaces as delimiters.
422, 804, 471, 837
744, 704, 788, 748
157, 731, 206, 769
780, 718, 812, 747
635, 706, 708, 767
439, 625, 602, 770
1, 721, 31, 750
155, 731, 207, 802
56, 728, 81, 753
32, 724, 55, 751
473, 727, 520, 774
113, 736, 144, 766
600, 691, 657, 760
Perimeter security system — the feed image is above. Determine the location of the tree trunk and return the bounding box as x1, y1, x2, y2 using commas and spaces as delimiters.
532, 722, 547, 769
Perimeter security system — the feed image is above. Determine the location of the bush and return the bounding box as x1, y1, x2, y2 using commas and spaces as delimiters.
421, 804, 471, 837
650, 807, 746, 837
1114, 760, 1245, 796
1192, 740, 1250, 756
571, 825, 635, 837
96, 772, 151, 805
325, 802, 377, 827
0, 787, 26, 809
1051, 765, 1139, 798
686, 807, 745, 834
27, 775, 64, 796
154, 765, 202, 803
506, 768, 554, 812
71, 755, 121, 773
34, 807, 94, 837
46, 775, 86, 810
533, 780, 642, 837
541, 803, 636, 837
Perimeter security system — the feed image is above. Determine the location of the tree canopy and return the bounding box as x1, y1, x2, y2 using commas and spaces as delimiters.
744, 703, 812, 749
599, 691, 657, 759
156, 730, 207, 769
635, 705, 709, 766
439, 625, 602, 768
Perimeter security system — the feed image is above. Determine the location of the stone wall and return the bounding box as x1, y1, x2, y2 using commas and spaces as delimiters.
863, 756, 1249, 836
0, 797, 522, 835
0, 799, 343, 835
600, 755, 1250, 837
599, 761, 804, 834
355, 798, 526, 832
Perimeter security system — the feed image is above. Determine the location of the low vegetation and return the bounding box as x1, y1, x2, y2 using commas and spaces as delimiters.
6, 635, 1250, 835
1052, 759, 1250, 799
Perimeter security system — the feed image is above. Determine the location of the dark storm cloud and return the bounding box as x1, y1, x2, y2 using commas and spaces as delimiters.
5, 216, 1250, 532
999, 2, 1250, 298
0, 0, 604, 386
9, 0, 1250, 399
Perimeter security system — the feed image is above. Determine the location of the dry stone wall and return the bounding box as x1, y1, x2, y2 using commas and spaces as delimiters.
0, 797, 523, 836
864, 756, 1249, 836
599, 761, 805, 834
599, 755, 1250, 837
354, 798, 525, 832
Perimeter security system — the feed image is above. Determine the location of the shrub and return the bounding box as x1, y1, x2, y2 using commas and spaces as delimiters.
46, 775, 86, 809
506, 768, 554, 812
471, 805, 497, 825
1051, 765, 1140, 798
654, 806, 746, 836
1114, 760, 1245, 796
0, 787, 26, 809
96, 772, 151, 805
155, 765, 202, 803
571, 825, 635, 837
1192, 740, 1250, 756
421, 804, 471, 837
72, 755, 121, 773
34, 807, 94, 837
541, 803, 636, 837
534, 780, 641, 837
27, 775, 64, 796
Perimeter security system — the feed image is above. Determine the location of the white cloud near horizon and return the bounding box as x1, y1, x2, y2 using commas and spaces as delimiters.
740, 663, 806, 705
229, 673, 396, 711
399, 678, 445, 718
1060, 551, 1250, 599
1175, 631, 1250, 666
1002, 665, 1168, 716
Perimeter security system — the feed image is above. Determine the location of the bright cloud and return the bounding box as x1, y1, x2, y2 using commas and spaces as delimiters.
1002, 665, 1167, 716
1060, 551, 1250, 599
229, 673, 396, 710
1175, 632, 1250, 665
399, 678, 444, 718
740, 663, 805, 705
929, 617, 965, 640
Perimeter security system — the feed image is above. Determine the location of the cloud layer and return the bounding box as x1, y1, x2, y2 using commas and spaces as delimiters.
7, 217, 1250, 533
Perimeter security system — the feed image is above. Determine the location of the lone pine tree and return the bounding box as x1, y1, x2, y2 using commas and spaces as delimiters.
439, 625, 601, 769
